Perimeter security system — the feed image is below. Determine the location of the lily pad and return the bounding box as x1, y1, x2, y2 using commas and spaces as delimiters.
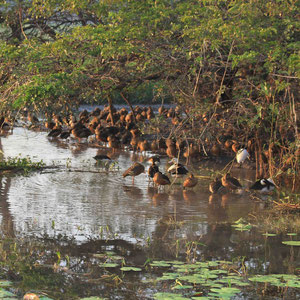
248, 275, 280, 284
232, 223, 252, 231
210, 287, 241, 297
99, 263, 119, 268
120, 267, 142, 272
287, 233, 297, 236
262, 233, 277, 237
287, 281, 300, 288
157, 273, 179, 281
172, 284, 193, 290
150, 261, 171, 267
178, 275, 206, 284
169, 261, 185, 265
154, 292, 190, 300
282, 241, 300, 246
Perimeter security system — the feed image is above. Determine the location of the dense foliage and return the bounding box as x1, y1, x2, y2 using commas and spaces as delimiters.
0, 0, 299, 180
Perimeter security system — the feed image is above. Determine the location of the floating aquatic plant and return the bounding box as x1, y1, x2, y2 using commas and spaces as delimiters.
249, 274, 300, 288
231, 218, 252, 232
262, 233, 277, 237
120, 267, 142, 272
154, 292, 190, 300
282, 241, 300, 246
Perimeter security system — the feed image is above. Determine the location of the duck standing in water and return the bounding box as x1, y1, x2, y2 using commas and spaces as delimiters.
148, 161, 160, 182
250, 178, 275, 193
123, 162, 145, 184
153, 171, 171, 190
183, 173, 198, 190
167, 158, 188, 176
221, 173, 242, 191
209, 177, 223, 194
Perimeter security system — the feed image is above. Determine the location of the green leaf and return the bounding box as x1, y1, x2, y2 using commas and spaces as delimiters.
262, 233, 277, 237
120, 267, 142, 272
210, 287, 241, 297
150, 261, 171, 267
99, 263, 119, 268
154, 292, 190, 300
172, 284, 193, 290
282, 241, 300, 246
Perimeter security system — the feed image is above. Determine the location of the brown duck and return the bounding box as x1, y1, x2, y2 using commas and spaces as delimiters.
183, 173, 198, 190
221, 173, 242, 190
153, 171, 171, 188
123, 162, 145, 184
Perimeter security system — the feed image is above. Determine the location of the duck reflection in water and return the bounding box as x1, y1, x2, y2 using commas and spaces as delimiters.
208, 194, 228, 224
151, 192, 169, 206
70, 143, 89, 156
182, 190, 197, 204
147, 186, 157, 199
122, 184, 143, 200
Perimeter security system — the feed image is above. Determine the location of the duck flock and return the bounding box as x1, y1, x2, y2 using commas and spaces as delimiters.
0, 104, 276, 194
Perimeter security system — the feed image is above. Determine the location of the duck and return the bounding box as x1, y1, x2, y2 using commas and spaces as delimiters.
0, 116, 11, 131
93, 154, 111, 161
47, 126, 62, 138
166, 144, 177, 158
27, 112, 39, 124
60, 130, 71, 139
138, 139, 150, 153
183, 173, 198, 190
183, 143, 199, 162
167, 158, 188, 176
250, 178, 275, 193
209, 177, 223, 194
45, 120, 55, 130
147, 156, 160, 165
153, 171, 171, 188
123, 162, 145, 184
71, 122, 93, 142
221, 173, 242, 191
210, 144, 221, 157
107, 135, 120, 151
148, 162, 159, 181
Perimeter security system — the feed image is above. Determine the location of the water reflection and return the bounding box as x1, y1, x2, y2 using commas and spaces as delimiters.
0, 127, 298, 278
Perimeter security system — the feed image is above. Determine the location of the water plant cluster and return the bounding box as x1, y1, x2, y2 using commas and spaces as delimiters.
0, 155, 46, 175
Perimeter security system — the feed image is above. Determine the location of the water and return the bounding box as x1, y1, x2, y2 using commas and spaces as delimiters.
0, 127, 299, 299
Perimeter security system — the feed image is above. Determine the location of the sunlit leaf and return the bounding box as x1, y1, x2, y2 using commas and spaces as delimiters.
282, 241, 300, 246
99, 263, 118, 268
154, 292, 190, 300
120, 267, 142, 271
172, 284, 193, 290
150, 261, 171, 267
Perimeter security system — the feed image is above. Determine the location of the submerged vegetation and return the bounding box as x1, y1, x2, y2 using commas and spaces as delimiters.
0, 229, 299, 299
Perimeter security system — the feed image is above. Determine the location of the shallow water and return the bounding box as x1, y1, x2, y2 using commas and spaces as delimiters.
0, 127, 299, 299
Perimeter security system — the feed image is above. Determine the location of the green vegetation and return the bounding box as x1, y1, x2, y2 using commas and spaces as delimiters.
0, 0, 298, 187
0, 155, 46, 174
